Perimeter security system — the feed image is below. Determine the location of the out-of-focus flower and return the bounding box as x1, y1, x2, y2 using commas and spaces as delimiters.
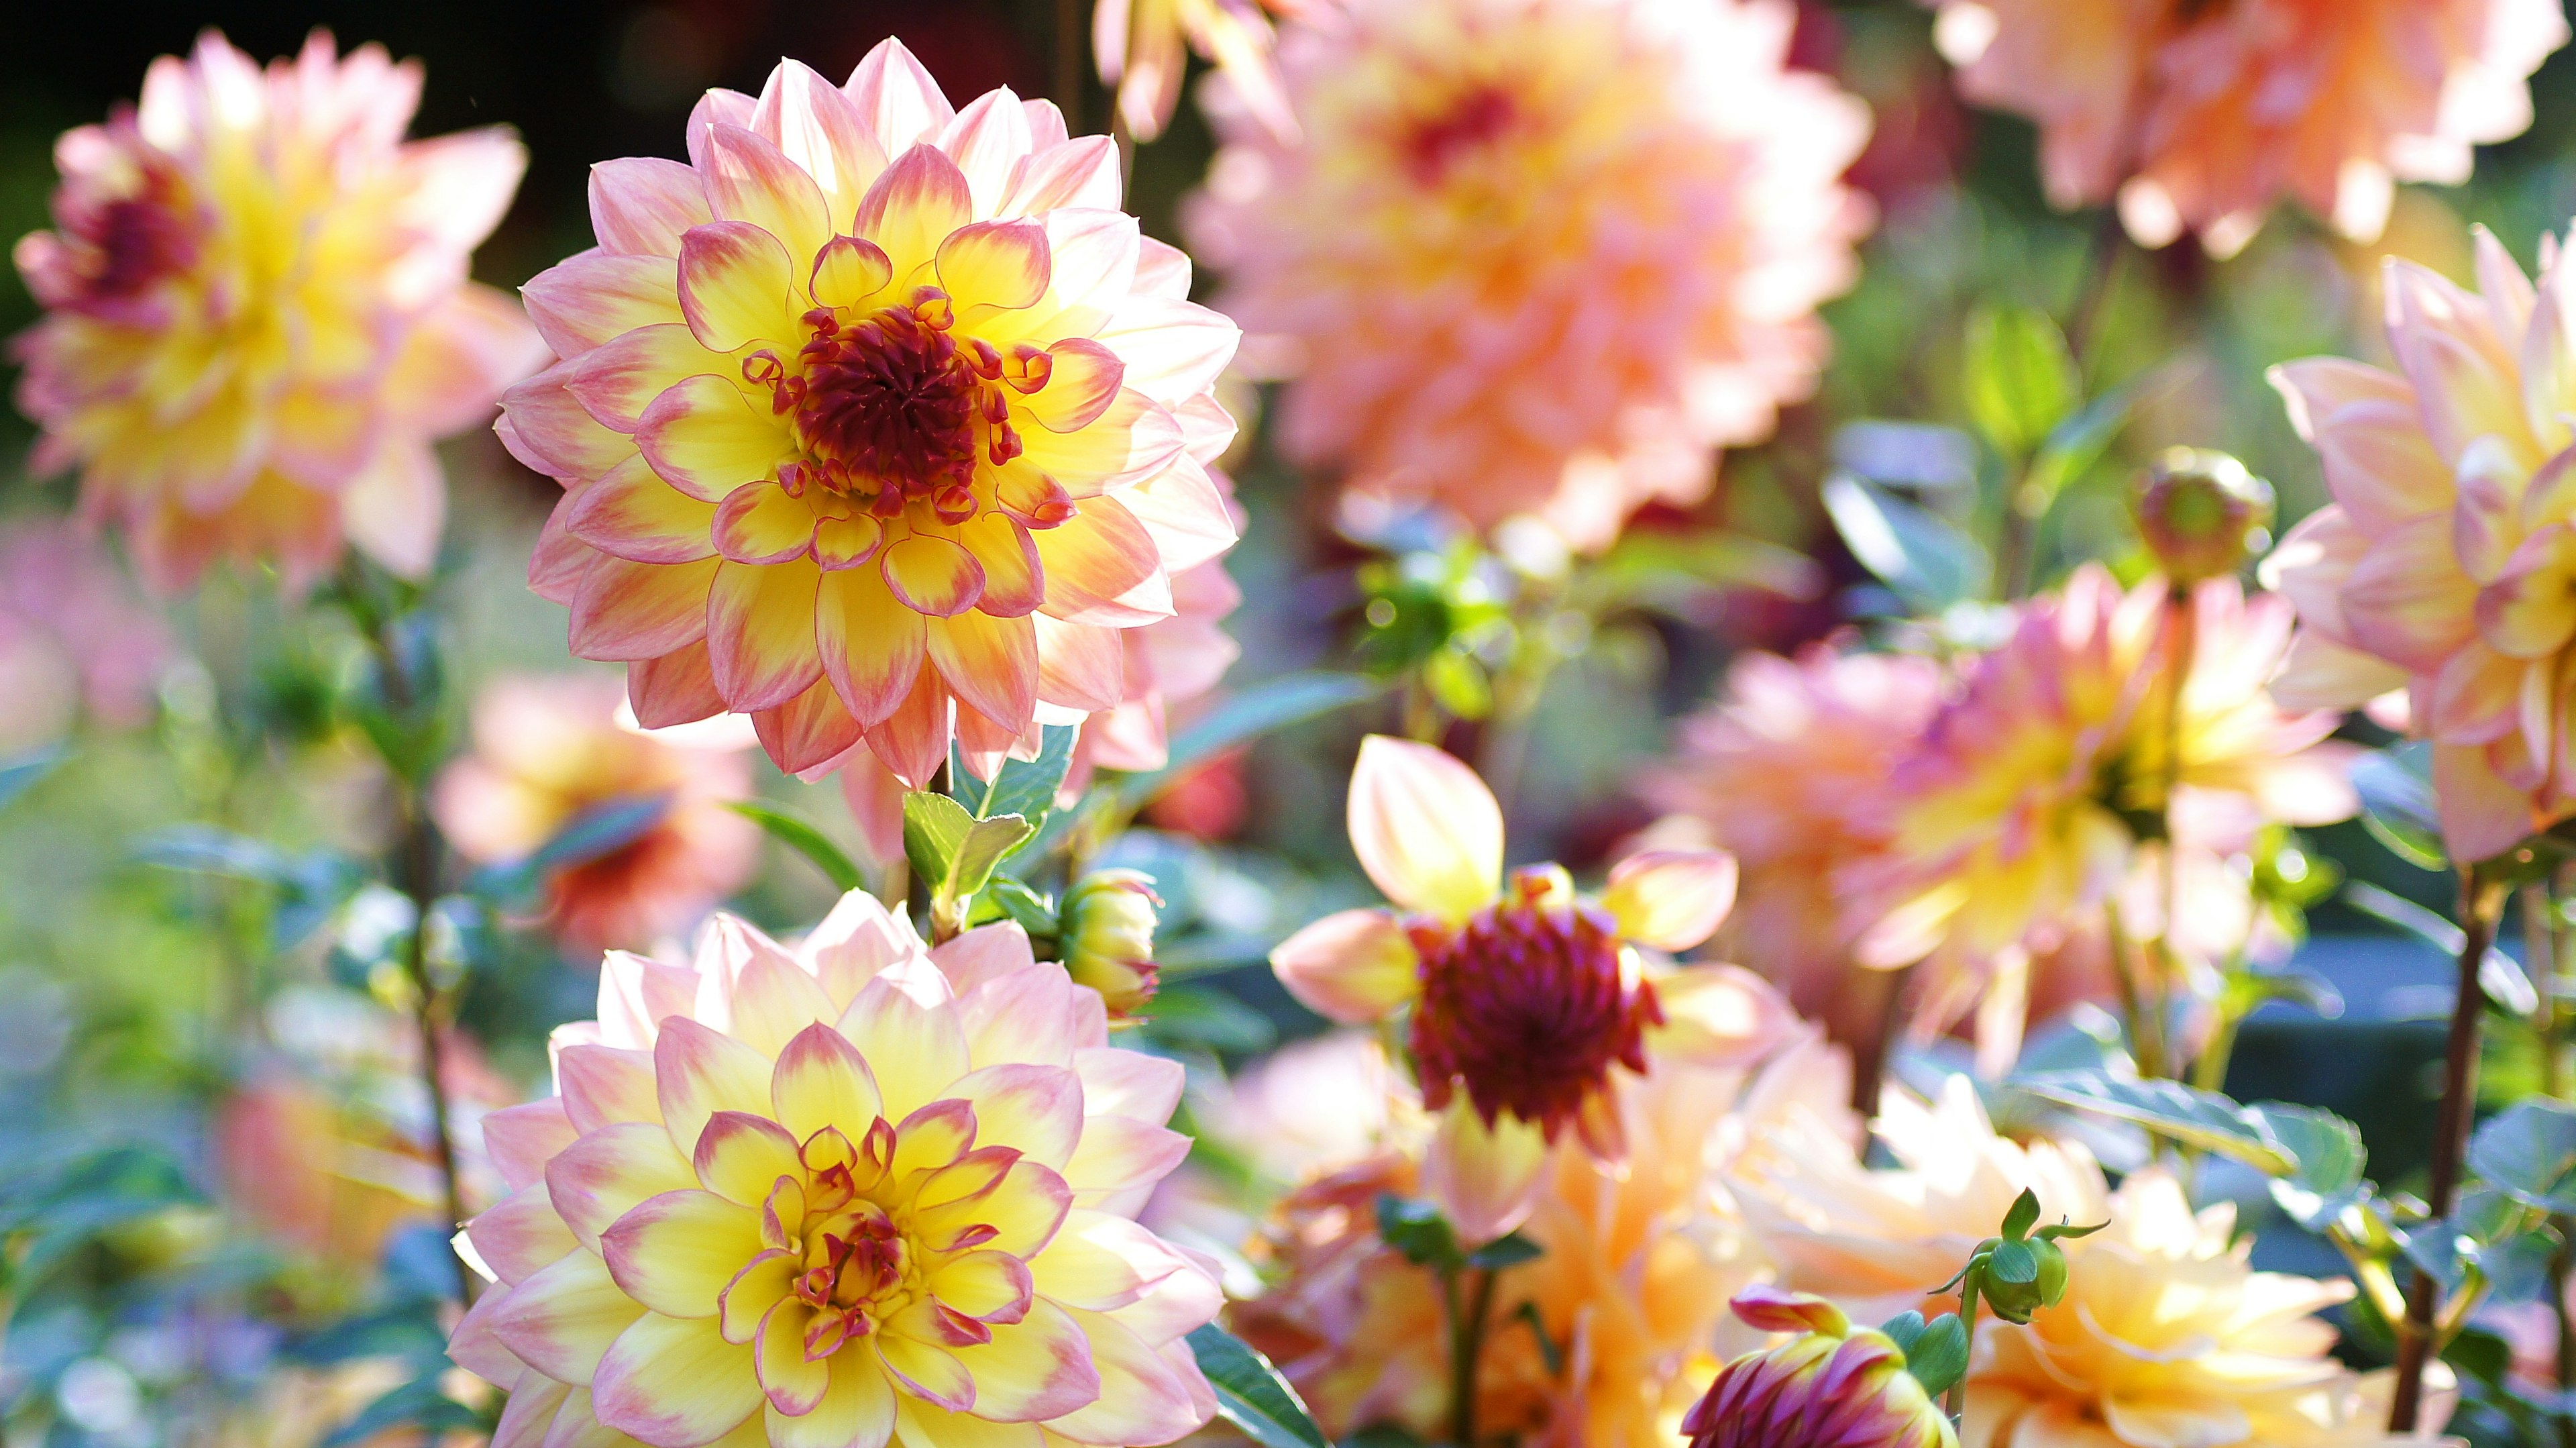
1925, 0, 2568, 257
2268, 229, 2576, 862
1269, 735, 1794, 1238
1642, 643, 1944, 1047
431, 673, 757, 955
11, 30, 545, 592
447, 891, 1219, 1448
1851, 566, 2356, 1066
2134, 448, 2275, 585
1234, 1039, 1849, 1448
1096, 0, 1305, 144
1187, 0, 1871, 551
1068, 475, 1244, 788
0, 517, 175, 753
508, 40, 1240, 789
1060, 868, 1163, 1016
1680, 1286, 1955, 1448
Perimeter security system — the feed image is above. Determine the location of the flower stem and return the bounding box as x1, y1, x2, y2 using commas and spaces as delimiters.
1448, 1266, 1497, 1448
2389, 866, 2506, 1432
1847, 962, 1911, 1126
2149, 585, 2196, 1082
1943, 1276, 1982, 1429
1054, 0, 1085, 134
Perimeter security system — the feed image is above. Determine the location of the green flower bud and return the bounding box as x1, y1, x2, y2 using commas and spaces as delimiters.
1059, 869, 1163, 1017
2133, 447, 2275, 584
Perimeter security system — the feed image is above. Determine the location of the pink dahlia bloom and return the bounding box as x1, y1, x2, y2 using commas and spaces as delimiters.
1186, 0, 1871, 551
431, 674, 759, 955
1268, 735, 1795, 1239
2267, 229, 2576, 860
1927, 0, 2569, 257
508, 40, 1241, 789
11, 30, 545, 592
0, 517, 175, 752
447, 891, 1220, 1448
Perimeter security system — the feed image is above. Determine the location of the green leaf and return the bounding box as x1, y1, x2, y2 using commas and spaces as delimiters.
904, 791, 978, 893
2468, 1099, 2576, 1212
1513, 1300, 1564, 1377
1140, 985, 1277, 1053
1424, 648, 1493, 721
1465, 1233, 1544, 1271
0, 1145, 200, 1292
1375, 1194, 1464, 1270
324, 1370, 481, 1447
728, 800, 865, 894
2023, 380, 2139, 504
1963, 303, 2080, 460
977, 875, 1059, 935
2013, 1070, 2296, 1174
2263, 1105, 2369, 1232
0, 745, 66, 812
2344, 881, 2538, 1017
2350, 745, 2447, 870
951, 815, 1036, 897
1187, 1325, 1329, 1448
1985, 1237, 2038, 1284
1821, 473, 1989, 613
2000, 1187, 2041, 1240
1887, 1312, 1968, 1398
955, 723, 1080, 823
133, 827, 365, 949
1116, 673, 1383, 807
1583, 531, 1825, 612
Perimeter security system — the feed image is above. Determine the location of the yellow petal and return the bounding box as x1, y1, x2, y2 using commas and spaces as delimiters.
1421, 1098, 1550, 1245
593, 1312, 763, 1447
771, 1021, 885, 1145
1267, 909, 1421, 1025
678, 221, 800, 354
692, 1111, 804, 1206
768, 1355, 896, 1448
1346, 736, 1502, 921
839, 976, 971, 1123
1597, 849, 1738, 951
602, 1188, 765, 1318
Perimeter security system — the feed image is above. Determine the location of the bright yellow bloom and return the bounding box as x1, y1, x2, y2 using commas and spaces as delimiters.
12, 30, 545, 591
511, 40, 1240, 788
447, 892, 1220, 1448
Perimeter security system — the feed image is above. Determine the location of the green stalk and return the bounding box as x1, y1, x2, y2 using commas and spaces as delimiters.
1448, 1267, 1497, 1448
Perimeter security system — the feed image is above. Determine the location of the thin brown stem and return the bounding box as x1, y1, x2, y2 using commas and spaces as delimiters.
1448, 1267, 1497, 1448
2390, 869, 2506, 1432
1055, 0, 1085, 134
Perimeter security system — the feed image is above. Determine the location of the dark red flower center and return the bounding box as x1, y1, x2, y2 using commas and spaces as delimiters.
1407, 869, 1661, 1139
1400, 84, 1519, 187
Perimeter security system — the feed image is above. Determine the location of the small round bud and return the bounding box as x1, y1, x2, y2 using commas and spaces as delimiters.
2133, 447, 2275, 584
1059, 869, 1163, 1017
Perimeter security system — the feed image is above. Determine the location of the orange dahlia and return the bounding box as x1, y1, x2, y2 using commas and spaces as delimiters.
511, 40, 1241, 786
1186, 0, 1871, 550
11, 30, 545, 591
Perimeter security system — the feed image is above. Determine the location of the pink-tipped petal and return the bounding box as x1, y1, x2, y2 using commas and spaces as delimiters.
1422, 1098, 1551, 1245
677, 221, 798, 354
1599, 849, 1739, 951
1269, 909, 1423, 1025
1347, 736, 1504, 921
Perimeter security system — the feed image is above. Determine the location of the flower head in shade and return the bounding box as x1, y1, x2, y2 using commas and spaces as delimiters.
11, 30, 545, 592
1850, 567, 2356, 1065
445, 890, 1220, 1448
0, 517, 176, 753
431, 674, 759, 955
509, 40, 1241, 789
1680, 1287, 1956, 1448
1926, 0, 2568, 256
1643, 643, 1945, 1047
1095, 0, 1305, 144
1186, 0, 1870, 550
2267, 229, 2576, 862
1268, 735, 1793, 1239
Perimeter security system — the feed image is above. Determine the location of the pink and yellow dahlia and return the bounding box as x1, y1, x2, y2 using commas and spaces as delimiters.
1185, 0, 1871, 550
1927, 0, 2568, 256
510, 41, 1240, 788
0, 517, 176, 753
1681, 1287, 1956, 1448
1643, 643, 1945, 1048
1269, 735, 1792, 1239
1096, 0, 1307, 144
447, 890, 1220, 1448
2269, 229, 2576, 860
11, 30, 545, 592
431, 674, 759, 955
1851, 567, 2355, 1064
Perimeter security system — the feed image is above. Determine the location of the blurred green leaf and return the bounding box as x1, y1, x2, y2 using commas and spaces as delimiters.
2351, 745, 2447, 870
1140, 985, 1275, 1053
1584, 531, 1825, 611
0, 1145, 200, 1293
1424, 648, 1492, 720
1187, 1325, 1328, 1448
324, 1370, 482, 1447
1465, 1233, 1543, 1271
2469, 1099, 2576, 1212
1116, 673, 1383, 807
2015, 1070, 2296, 1173
0, 745, 66, 813
1376, 1194, 1463, 1270
1963, 303, 2080, 460
973, 874, 1058, 935
2264, 1106, 2369, 1233
133, 825, 365, 949
729, 800, 865, 894
2023, 380, 2140, 505
1822, 473, 1990, 613
2344, 881, 2537, 1017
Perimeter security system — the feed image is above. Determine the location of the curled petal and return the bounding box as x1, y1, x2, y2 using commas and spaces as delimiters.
678, 221, 798, 354
882, 533, 987, 617
938, 219, 1051, 312
1347, 735, 1503, 921
811, 234, 894, 310
856, 144, 974, 279
712, 481, 819, 566
1599, 849, 1738, 951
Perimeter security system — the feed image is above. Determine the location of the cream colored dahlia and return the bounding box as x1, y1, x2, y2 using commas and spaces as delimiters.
447, 890, 1219, 1448
1185, 0, 1871, 550
509, 40, 1240, 788
11, 30, 545, 591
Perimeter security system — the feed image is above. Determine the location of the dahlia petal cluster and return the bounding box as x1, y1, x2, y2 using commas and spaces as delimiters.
1268, 736, 1792, 1239
1927, 0, 2569, 256
2269, 228, 2576, 860
11, 30, 547, 592
447, 890, 1220, 1448
431, 674, 760, 955
1185, 0, 1872, 550
508, 40, 1242, 788
1680, 1287, 1955, 1448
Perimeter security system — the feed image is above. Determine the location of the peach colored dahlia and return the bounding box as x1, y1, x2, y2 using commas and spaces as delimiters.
2267, 229, 2576, 861
1269, 735, 1793, 1240
1927, 0, 2567, 257
11, 30, 545, 592
431, 674, 759, 955
509, 40, 1240, 788
447, 890, 1219, 1448
1185, 0, 1871, 551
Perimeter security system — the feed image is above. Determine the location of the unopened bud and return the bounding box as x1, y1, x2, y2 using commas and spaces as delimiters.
2133, 447, 2274, 584
1681, 1287, 1958, 1448
1060, 869, 1162, 1017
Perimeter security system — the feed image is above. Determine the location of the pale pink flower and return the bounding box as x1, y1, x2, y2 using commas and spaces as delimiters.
0, 517, 174, 752
431, 674, 758, 955
11, 30, 545, 591
447, 892, 1220, 1448
1186, 0, 1871, 550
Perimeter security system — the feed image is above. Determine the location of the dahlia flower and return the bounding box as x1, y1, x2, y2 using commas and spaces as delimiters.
510, 40, 1240, 788
447, 890, 1220, 1448
1642, 643, 1945, 1047
0, 517, 175, 753
431, 674, 759, 954
1927, 0, 2567, 256
2268, 230, 2576, 861
1269, 735, 1793, 1239
11, 30, 545, 592
1681, 1287, 1956, 1448
1185, 0, 1871, 550
1232, 1037, 1849, 1448
1851, 567, 2355, 1063
1096, 0, 1304, 144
